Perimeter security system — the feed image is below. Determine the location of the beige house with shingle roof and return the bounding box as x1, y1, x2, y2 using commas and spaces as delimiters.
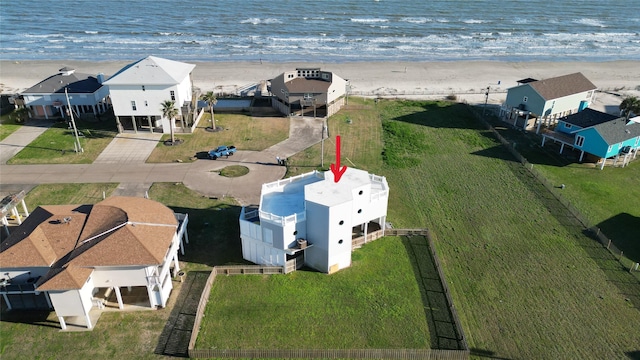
270, 68, 347, 118
500, 72, 597, 132
0, 197, 188, 330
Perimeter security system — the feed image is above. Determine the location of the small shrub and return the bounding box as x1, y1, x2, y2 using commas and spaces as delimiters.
445, 94, 457, 101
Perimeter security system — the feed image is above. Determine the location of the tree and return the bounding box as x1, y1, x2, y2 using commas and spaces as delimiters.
12, 107, 31, 123
161, 100, 179, 144
201, 91, 218, 129
619, 96, 640, 120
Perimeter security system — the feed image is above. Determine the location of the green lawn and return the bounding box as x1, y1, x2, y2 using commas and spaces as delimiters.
7, 119, 117, 164
0, 113, 22, 141
146, 113, 289, 163
374, 100, 640, 359
197, 237, 432, 350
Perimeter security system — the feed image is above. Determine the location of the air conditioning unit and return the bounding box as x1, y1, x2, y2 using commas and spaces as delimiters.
297, 238, 307, 249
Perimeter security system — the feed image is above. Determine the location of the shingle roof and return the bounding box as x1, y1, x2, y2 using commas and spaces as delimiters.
0, 197, 178, 290
561, 108, 618, 129
22, 72, 103, 94
103, 56, 195, 85
528, 72, 597, 101
285, 77, 331, 93
592, 118, 640, 146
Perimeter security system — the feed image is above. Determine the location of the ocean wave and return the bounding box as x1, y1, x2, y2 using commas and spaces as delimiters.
84, 31, 99, 34
241, 18, 282, 25
351, 18, 388, 23
463, 19, 487, 24
24, 33, 64, 38
573, 18, 607, 28
401, 17, 429, 24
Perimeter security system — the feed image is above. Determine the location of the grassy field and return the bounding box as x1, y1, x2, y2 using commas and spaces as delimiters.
146, 113, 289, 163
197, 237, 432, 350
0, 113, 21, 141
286, 99, 640, 358
7, 118, 117, 164
486, 119, 640, 264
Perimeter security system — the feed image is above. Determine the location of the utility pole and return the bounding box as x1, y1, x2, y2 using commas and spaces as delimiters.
65, 87, 83, 153
321, 121, 327, 168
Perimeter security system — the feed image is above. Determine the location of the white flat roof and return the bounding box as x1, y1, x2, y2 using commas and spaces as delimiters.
260, 174, 322, 217
305, 168, 371, 207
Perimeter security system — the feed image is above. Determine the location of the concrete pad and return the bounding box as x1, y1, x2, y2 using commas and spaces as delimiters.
94, 132, 162, 164
0, 120, 52, 164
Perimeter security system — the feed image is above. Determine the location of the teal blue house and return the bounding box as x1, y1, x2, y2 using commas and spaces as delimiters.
541, 108, 640, 169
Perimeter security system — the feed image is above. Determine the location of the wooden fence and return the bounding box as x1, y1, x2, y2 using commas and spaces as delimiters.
188, 229, 469, 359
189, 348, 469, 359
467, 105, 640, 278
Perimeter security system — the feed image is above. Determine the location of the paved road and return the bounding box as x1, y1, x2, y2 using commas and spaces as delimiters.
0, 116, 326, 205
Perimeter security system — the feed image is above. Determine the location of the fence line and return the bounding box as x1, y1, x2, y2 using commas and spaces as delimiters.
189, 348, 469, 359
350, 89, 508, 97
467, 105, 640, 276
424, 231, 469, 351
188, 229, 470, 358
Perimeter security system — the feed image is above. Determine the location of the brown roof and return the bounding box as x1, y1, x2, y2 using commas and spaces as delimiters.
528, 72, 597, 101
0, 196, 178, 290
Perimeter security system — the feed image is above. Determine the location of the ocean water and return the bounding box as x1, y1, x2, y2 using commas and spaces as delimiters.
1, 0, 639, 62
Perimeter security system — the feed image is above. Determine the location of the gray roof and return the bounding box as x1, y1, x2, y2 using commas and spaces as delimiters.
22, 72, 103, 94
103, 56, 195, 85
592, 118, 640, 146
528, 72, 597, 101
562, 108, 618, 129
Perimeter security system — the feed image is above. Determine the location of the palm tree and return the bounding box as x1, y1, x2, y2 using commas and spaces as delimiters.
201, 91, 218, 129
619, 96, 640, 120
161, 100, 179, 144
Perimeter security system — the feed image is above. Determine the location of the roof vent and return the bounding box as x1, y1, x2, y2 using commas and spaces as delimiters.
62, 217, 72, 224
59, 67, 76, 76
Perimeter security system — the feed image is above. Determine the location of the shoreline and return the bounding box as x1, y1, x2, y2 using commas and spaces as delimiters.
1, 59, 638, 108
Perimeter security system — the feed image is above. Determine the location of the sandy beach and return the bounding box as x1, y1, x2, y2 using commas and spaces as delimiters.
1, 60, 638, 108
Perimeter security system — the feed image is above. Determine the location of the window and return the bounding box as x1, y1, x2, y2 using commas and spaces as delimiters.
131, 101, 137, 111
358, 190, 364, 195
293, 230, 298, 235
338, 239, 344, 244
357, 209, 362, 214
564, 123, 572, 129
142, 85, 145, 91
339, 220, 344, 225
170, 90, 175, 101
575, 135, 584, 147
586, 91, 592, 99
608, 145, 613, 153
523, 96, 528, 102
145, 101, 148, 107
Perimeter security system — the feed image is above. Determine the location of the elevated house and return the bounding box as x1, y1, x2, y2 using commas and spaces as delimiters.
103, 56, 199, 133
239, 168, 389, 274
0, 196, 189, 330
541, 108, 640, 169
270, 68, 347, 118
500, 72, 597, 132
20, 67, 110, 120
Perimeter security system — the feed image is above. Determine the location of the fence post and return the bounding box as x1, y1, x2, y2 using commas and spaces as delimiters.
607, 239, 611, 250
620, 251, 623, 261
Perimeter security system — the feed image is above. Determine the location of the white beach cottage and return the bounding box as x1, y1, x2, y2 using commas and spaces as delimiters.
104, 56, 196, 133
239, 168, 389, 274
0, 196, 188, 330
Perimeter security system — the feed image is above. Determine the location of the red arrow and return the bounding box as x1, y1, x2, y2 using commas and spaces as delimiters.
330, 135, 347, 183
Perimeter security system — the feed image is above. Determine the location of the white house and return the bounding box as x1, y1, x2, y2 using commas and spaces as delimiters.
270, 68, 347, 118
20, 67, 110, 120
0, 196, 189, 330
103, 56, 196, 134
500, 72, 597, 132
239, 168, 389, 274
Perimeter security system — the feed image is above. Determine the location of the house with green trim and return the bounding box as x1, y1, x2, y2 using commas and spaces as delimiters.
500, 73, 597, 132
540, 108, 640, 169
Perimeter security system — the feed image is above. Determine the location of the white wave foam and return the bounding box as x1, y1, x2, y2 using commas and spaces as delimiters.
84, 31, 98, 34
24, 33, 63, 38
464, 19, 486, 24
573, 18, 606, 28
351, 18, 388, 23
241, 18, 282, 25
401, 17, 429, 24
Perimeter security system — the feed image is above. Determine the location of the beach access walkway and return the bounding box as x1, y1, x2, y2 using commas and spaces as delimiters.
0, 116, 326, 205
